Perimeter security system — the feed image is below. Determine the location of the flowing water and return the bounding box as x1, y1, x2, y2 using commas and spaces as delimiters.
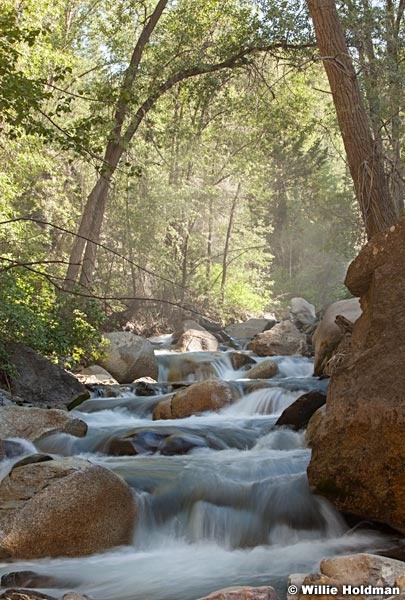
0, 349, 391, 599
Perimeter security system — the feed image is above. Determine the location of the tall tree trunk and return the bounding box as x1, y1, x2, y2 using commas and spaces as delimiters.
221, 183, 241, 303
385, 0, 404, 212
64, 141, 122, 290
307, 0, 399, 239
64, 0, 169, 291
206, 196, 213, 280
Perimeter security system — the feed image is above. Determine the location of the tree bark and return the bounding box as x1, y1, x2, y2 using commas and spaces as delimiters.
307, 0, 399, 238
221, 182, 241, 303
64, 0, 168, 291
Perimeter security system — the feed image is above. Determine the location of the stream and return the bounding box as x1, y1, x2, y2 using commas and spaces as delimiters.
0, 345, 392, 599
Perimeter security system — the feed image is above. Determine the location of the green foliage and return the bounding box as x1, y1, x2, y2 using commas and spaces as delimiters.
194, 263, 271, 321
0, 266, 105, 367
2, 0, 396, 337
0, 8, 49, 134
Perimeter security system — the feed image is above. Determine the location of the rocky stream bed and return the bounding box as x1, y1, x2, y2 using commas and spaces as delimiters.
0, 327, 400, 600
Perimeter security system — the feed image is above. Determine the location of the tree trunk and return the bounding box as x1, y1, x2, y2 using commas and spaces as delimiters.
385, 0, 404, 212
307, 0, 399, 238
206, 196, 213, 280
221, 183, 241, 303
64, 141, 123, 291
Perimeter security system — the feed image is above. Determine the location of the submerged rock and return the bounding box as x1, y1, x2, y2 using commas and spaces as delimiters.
99, 331, 158, 384
104, 426, 223, 457
0, 458, 136, 559
308, 217, 405, 533
247, 321, 306, 357
229, 352, 256, 371
1, 570, 72, 589
0, 406, 87, 442
160, 432, 209, 455
11, 453, 53, 469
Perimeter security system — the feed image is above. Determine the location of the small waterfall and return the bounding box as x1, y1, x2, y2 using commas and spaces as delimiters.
156, 350, 251, 383
224, 387, 304, 416
0, 437, 38, 482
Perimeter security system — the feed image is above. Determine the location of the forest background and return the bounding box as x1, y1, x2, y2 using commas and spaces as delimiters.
0, 0, 403, 366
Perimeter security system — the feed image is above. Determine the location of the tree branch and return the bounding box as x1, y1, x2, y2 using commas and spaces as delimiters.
0, 217, 189, 291
123, 42, 316, 144
112, 0, 168, 139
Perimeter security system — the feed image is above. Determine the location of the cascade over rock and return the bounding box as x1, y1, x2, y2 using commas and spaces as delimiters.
308, 217, 405, 532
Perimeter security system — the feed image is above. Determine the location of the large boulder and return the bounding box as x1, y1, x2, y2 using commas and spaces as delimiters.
74, 365, 118, 386
290, 297, 316, 329
247, 321, 306, 357
170, 380, 233, 419
0, 343, 88, 409
175, 329, 219, 352
99, 332, 158, 384
308, 217, 405, 533
0, 406, 87, 442
312, 298, 361, 376
225, 318, 275, 341
198, 587, 280, 600
160, 355, 218, 382
275, 390, 326, 431
289, 553, 405, 600
244, 359, 279, 379
0, 458, 136, 559
172, 319, 210, 341
153, 397, 173, 420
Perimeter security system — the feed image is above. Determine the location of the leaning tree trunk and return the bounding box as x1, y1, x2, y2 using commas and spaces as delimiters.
64, 141, 123, 291
306, 0, 399, 239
